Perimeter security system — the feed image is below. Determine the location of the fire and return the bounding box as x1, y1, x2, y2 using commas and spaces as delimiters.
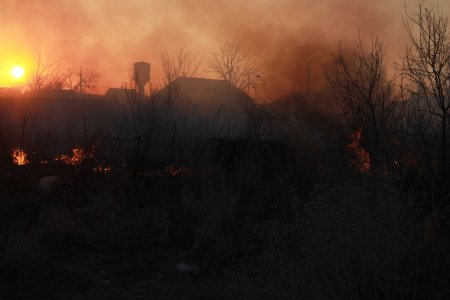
346, 130, 371, 172
56, 148, 87, 166
93, 164, 112, 173
12, 148, 29, 166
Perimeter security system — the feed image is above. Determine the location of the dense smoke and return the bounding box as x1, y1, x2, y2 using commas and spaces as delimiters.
1, 0, 449, 97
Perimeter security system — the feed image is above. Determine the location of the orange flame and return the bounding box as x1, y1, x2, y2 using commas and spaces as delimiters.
12, 148, 29, 166
55, 148, 86, 166
346, 130, 371, 172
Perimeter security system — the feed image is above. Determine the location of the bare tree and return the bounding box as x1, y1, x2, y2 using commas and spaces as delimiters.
160, 48, 204, 85
400, 4, 450, 186
28, 48, 65, 92
159, 48, 204, 117
64, 67, 99, 94
208, 39, 263, 94
325, 34, 397, 168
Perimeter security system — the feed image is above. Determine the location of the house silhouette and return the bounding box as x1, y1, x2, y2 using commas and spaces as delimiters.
152, 77, 254, 139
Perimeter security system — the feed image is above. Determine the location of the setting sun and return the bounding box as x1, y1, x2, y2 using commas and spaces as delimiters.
11, 66, 25, 79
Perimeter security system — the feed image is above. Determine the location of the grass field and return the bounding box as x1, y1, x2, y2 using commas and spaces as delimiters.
1, 132, 449, 299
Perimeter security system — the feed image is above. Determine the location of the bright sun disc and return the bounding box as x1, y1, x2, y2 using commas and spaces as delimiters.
11, 66, 25, 79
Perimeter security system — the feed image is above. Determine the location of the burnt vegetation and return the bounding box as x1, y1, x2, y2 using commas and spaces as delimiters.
1, 4, 450, 300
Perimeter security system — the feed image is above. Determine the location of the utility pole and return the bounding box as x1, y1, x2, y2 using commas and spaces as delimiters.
79, 67, 83, 94
306, 63, 311, 94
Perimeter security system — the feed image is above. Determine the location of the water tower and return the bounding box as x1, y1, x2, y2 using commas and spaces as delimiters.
134, 61, 150, 98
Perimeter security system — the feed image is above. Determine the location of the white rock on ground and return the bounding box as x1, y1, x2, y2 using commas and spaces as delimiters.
176, 262, 199, 275
38, 176, 60, 190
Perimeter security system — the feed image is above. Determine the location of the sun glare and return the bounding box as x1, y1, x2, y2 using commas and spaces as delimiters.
11, 66, 25, 79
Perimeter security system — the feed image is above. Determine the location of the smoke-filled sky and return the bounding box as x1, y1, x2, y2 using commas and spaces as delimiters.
0, 0, 449, 97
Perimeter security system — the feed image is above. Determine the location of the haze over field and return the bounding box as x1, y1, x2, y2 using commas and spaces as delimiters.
1, 0, 449, 97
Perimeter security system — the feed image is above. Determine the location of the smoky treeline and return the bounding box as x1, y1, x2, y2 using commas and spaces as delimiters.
326, 4, 450, 194
4, 0, 448, 94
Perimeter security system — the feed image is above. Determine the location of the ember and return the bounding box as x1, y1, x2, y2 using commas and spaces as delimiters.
56, 148, 87, 166
346, 130, 371, 172
11, 148, 29, 166
93, 165, 112, 173
164, 165, 195, 177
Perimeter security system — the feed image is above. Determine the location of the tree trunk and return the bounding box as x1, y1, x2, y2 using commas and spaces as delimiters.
442, 110, 448, 194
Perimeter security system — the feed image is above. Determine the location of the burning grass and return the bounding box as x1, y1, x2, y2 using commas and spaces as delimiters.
55, 148, 87, 166
10, 146, 103, 169
11, 148, 29, 166
346, 130, 371, 173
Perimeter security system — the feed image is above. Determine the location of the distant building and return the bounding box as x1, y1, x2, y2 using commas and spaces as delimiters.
23, 89, 77, 98
0, 93, 117, 143
151, 77, 255, 139
0, 87, 21, 97
134, 62, 150, 98
105, 88, 136, 101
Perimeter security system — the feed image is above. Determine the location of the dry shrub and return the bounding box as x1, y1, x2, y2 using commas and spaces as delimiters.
2, 234, 53, 284
301, 179, 421, 299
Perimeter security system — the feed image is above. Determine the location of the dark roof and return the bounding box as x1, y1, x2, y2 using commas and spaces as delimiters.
105, 88, 136, 99
0, 87, 21, 97
153, 77, 253, 116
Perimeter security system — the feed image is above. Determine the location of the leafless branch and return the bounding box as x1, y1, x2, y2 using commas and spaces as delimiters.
160, 48, 204, 85
208, 39, 263, 94
27, 48, 65, 92
325, 33, 398, 168
400, 3, 450, 185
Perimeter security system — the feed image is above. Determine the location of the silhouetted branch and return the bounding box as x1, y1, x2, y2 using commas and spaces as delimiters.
209, 38, 263, 94
400, 3, 450, 187
325, 33, 397, 168
160, 48, 204, 85
27, 48, 65, 92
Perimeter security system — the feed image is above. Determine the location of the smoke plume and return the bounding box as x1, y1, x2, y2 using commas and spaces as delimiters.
1, 0, 448, 97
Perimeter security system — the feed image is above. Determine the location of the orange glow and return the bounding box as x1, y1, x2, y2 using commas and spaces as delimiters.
346, 130, 371, 172
55, 148, 86, 166
93, 164, 112, 173
12, 148, 29, 166
0, 45, 34, 87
